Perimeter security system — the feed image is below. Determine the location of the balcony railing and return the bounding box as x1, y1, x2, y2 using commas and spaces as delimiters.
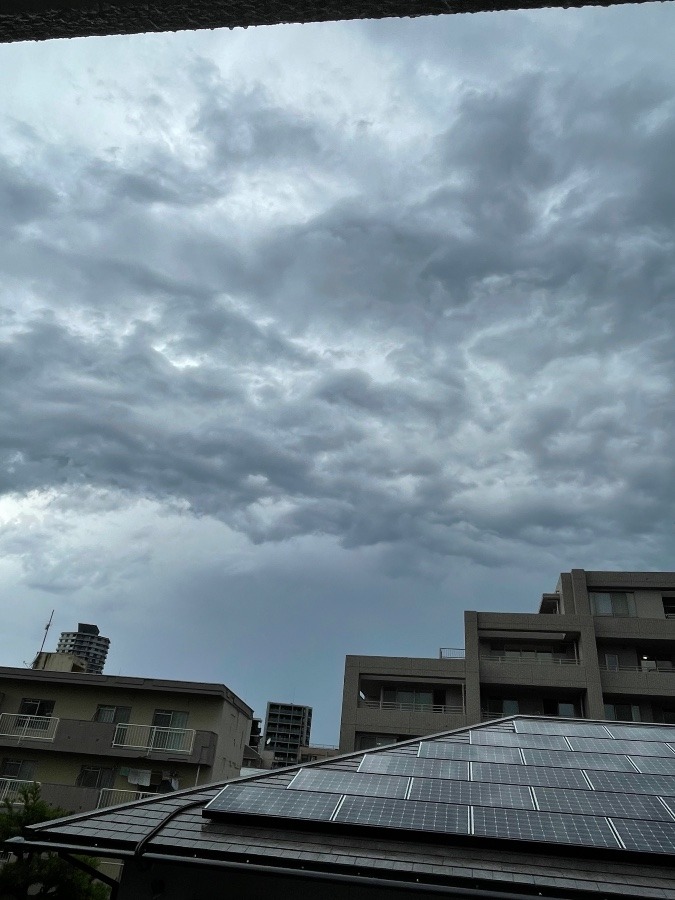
600, 663, 675, 674
439, 648, 465, 659
97, 788, 154, 808
112, 723, 196, 754
481, 655, 580, 665
358, 700, 465, 714
0, 778, 37, 803
0, 713, 59, 742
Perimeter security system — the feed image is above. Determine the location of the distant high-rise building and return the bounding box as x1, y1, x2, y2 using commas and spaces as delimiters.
56, 624, 110, 675
263, 702, 312, 767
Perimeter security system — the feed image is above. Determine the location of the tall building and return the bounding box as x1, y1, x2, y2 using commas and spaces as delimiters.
340, 569, 675, 752
0, 665, 252, 811
263, 702, 312, 767
56, 623, 110, 675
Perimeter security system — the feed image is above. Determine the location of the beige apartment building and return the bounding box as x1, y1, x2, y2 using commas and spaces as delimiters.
0, 657, 252, 812
340, 569, 675, 751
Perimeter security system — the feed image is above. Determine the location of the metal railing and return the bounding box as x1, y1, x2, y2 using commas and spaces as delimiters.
358, 700, 465, 714
481, 654, 579, 665
0, 778, 37, 803
112, 723, 195, 753
97, 788, 154, 808
0, 713, 59, 742
600, 663, 675, 674
439, 648, 465, 659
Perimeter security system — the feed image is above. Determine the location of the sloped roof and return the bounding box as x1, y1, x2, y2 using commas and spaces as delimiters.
11, 716, 675, 898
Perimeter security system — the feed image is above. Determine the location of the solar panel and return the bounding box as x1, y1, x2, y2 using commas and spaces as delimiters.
471, 762, 589, 790
334, 795, 470, 834
472, 806, 620, 849
358, 754, 469, 780
521, 749, 637, 772
611, 818, 675, 853
606, 725, 675, 742
203, 785, 339, 820
629, 756, 675, 776
586, 770, 675, 797
409, 777, 534, 810
419, 742, 522, 764
470, 731, 570, 750
567, 737, 675, 757
288, 769, 408, 798
532, 786, 674, 820
514, 719, 612, 738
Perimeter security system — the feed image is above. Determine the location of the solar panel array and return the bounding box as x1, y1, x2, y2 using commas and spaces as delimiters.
203, 717, 675, 858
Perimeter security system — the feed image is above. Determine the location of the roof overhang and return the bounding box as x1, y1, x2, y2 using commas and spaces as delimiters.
0, 0, 663, 45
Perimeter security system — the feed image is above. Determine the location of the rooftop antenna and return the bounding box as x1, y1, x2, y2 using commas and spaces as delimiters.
25, 609, 55, 668
37, 609, 55, 656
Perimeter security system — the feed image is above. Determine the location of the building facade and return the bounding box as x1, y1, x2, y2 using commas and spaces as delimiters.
55, 624, 110, 675
0, 665, 252, 812
340, 569, 675, 752
263, 702, 312, 767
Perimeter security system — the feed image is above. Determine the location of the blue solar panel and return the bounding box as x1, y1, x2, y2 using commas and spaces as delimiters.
514, 719, 612, 738
203, 785, 339, 820
470, 731, 570, 750
606, 724, 675, 742
611, 818, 675, 853
521, 749, 637, 772
358, 754, 468, 780
419, 742, 522, 764
473, 806, 620, 849
288, 769, 408, 798
410, 778, 534, 809
567, 737, 675, 757
586, 770, 675, 797
471, 761, 589, 790
334, 796, 470, 834
532, 786, 673, 820
630, 756, 675, 776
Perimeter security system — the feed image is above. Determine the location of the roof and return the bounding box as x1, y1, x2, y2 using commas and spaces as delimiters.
0, 665, 252, 716
0, 0, 660, 45
10, 716, 675, 898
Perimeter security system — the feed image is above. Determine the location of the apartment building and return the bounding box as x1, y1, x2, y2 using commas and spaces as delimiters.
0, 660, 252, 812
55, 623, 110, 675
263, 702, 312, 767
339, 569, 675, 751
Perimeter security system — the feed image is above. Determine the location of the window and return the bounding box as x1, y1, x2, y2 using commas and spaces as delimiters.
603, 703, 640, 722
0, 759, 36, 780
605, 653, 619, 671
94, 705, 131, 724
76, 766, 115, 789
152, 710, 189, 750
502, 699, 520, 715
18, 699, 55, 731
663, 598, 675, 619
590, 592, 636, 617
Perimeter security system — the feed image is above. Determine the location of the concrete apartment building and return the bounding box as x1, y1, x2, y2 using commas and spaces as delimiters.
55, 623, 110, 675
0, 657, 252, 812
263, 702, 312, 767
340, 569, 675, 752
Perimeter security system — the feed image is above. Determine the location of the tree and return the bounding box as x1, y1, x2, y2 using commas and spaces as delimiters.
0, 784, 109, 900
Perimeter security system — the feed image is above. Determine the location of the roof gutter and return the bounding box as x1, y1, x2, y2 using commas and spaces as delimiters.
5, 837, 612, 900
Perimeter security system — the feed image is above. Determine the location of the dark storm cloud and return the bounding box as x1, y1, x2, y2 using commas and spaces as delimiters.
1, 44, 675, 571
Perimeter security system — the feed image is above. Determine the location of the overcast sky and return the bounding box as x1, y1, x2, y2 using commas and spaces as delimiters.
1, 4, 674, 744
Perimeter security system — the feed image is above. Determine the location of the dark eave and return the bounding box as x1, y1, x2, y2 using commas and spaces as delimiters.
0, 0, 668, 45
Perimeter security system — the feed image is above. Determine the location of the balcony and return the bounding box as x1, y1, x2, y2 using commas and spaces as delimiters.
97, 788, 153, 808
439, 648, 465, 659
0, 713, 59, 742
0, 778, 37, 803
112, 723, 196, 754
358, 699, 464, 714
600, 663, 675, 674
481, 654, 580, 665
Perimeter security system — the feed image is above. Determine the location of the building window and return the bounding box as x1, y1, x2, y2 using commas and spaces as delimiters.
153, 710, 188, 729
94, 705, 131, 725
590, 593, 636, 617
605, 653, 619, 671
663, 598, 675, 619
18, 699, 55, 717
152, 710, 189, 751
604, 703, 640, 722
76, 766, 115, 789
1, 759, 36, 780
502, 699, 520, 715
